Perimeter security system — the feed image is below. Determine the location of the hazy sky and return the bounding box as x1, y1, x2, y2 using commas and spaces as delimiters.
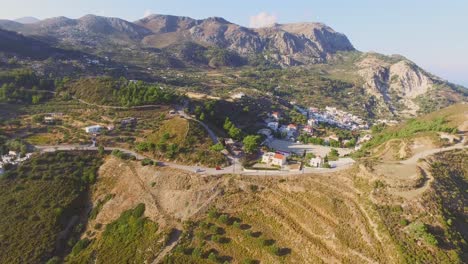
1, 0, 467, 86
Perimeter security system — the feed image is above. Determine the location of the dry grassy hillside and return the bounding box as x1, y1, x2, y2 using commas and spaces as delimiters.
79, 156, 400, 263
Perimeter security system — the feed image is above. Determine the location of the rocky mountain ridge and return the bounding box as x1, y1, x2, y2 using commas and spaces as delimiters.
0, 14, 354, 65
0, 14, 465, 118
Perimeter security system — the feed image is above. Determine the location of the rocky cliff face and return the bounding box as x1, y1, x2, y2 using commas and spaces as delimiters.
356, 54, 459, 117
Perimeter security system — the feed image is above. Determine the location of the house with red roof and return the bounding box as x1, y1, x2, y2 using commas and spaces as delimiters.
261, 152, 287, 167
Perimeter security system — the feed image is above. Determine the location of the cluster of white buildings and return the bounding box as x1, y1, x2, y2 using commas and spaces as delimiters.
261, 105, 368, 142
308, 106, 369, 131
0, 151, 33, 174
262, 112, 311, 141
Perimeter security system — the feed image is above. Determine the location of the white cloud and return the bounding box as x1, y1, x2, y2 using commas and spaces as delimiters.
143, 9, 154, 18
249, 12, 277, 28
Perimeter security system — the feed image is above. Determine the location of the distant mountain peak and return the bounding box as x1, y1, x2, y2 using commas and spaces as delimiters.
13, 16, 40, 24
203, 16, 230, 24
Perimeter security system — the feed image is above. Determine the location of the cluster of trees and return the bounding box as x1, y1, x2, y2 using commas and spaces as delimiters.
66, 77, 180, 107
223, 117, 242, 140
135, 133, 180, 159
297, 134, 356, 148
206, 47, 246, 68
0, 83, 50, 104
111, 149, 136, 160
222, 118, 262, 154
114, 79, 179, 107
194, 101, 216, 121
242, 135, 262, 154
0, 69, 62, 104
328, 149, 339, 161
298, 135, 325, 146
286, 110, 307, 125
0, 138, 28, 156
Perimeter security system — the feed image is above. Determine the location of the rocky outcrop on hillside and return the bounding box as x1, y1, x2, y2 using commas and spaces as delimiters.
356, 54, 465, 117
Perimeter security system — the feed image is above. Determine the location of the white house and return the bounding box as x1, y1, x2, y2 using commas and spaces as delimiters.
262, 152, 287, 167
85, 125, 103, 134
310, 156, 324, 168
44, 116, 55, 124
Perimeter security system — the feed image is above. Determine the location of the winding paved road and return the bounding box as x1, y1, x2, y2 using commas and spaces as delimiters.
34, 144, 354, 176
34, 134, 467, 177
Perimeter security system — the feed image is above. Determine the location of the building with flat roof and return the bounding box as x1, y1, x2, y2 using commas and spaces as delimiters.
85, 125, 103, 134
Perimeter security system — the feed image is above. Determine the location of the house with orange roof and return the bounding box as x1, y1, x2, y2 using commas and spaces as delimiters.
261, 152, 287, 167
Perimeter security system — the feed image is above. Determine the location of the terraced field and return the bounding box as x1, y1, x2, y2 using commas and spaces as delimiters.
217, 175, 395, 263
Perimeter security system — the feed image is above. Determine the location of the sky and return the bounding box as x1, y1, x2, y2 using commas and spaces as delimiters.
1, 0, 467, 87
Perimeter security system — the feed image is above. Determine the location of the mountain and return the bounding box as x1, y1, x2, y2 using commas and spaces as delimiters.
0, 14, 465, 118
0, 28, 75, 59
0, 15, 151, 49
136, 14, 354, 65
355, 53, 467, 116
0, 14, 354, 65
13, 17, 40, 24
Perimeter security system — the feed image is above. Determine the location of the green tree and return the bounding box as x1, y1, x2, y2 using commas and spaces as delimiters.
243, 135, 261, 154
208, 252, 217, 262
344, 138, 356, 148
209, 143, 225, 152
199, 112, 205, 121
98, 146, 105, 156
228, 126, 242, 140
31, 95, 40, 104
218, 214, 229, 224
223, 117, 233, 130
329, 139, 341, 148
